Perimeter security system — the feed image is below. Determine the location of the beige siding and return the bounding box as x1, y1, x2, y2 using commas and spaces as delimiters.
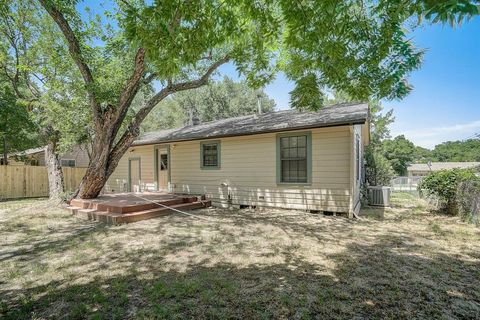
105, 145, 155, 193
171, 126, 352, 212
60, 146, 90, 167
7, 158, 26, 166
105, 125, 366, 213
7, 146, 90, 167
36, 152, 46, 166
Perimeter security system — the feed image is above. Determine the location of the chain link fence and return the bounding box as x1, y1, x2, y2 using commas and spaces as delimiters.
390, 176, 423, 192
457, 180, 480, 224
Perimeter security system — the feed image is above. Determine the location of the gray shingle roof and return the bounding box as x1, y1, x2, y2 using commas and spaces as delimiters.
9, 146, 46, 156
133, 102, 368, 146
408, 162, 480, 171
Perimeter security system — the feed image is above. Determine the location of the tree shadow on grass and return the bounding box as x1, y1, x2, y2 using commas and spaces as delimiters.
0, 223, 107, 263
1, 233, 479, 320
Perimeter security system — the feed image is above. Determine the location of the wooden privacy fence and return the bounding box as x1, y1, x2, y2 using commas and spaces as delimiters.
0, 165, 87, 199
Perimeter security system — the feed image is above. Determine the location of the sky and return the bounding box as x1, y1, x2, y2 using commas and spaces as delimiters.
219, 18, 480, 149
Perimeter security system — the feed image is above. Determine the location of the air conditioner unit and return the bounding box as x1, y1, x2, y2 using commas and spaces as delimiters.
368, 186, 391, 207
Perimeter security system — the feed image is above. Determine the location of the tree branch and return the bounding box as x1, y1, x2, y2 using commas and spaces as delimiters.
38, 0, 101, 121
107, 54, 230, 167
136, 54, 230, 125
117, 48, 145, 117
108, 48, 146, 145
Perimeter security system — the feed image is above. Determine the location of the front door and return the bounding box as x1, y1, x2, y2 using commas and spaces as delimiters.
157, 149, 169, 190
128, 158, 141, 192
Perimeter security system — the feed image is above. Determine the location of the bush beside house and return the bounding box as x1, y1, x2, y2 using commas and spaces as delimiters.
418, 168, 480, 224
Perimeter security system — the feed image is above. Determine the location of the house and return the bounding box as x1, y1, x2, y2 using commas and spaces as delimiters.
8, 145, 90, 168
105, 102, 369, 217
407, 162, 480, 177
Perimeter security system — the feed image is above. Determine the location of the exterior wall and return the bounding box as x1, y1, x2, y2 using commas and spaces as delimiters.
105, 145, 156, 193
59, 146, 90, 167
408, 170, 429, 177
172, 126, 354, 212
105, 124, 367, 214
350, 124, 365, 216
7, 158, 27, 166
37, 152, 46, 166
7, 146, 90, 167
7, 152, 44, 166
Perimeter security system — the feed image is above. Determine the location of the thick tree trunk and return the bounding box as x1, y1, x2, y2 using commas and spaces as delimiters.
76, 123, 139, 199
76, 141, 111, 199
45, 141, 65, 200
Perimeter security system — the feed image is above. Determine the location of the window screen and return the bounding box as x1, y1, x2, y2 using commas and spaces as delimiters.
280, 135, 308, 183
202, 143, 219, 167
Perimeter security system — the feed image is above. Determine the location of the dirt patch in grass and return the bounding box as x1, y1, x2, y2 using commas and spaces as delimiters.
1, 193, 479, 319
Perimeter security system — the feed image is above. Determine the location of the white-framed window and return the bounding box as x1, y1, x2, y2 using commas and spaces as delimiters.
279, 135, 308, 183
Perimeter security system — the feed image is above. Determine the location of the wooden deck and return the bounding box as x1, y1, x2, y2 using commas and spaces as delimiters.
66, 192, 211, 224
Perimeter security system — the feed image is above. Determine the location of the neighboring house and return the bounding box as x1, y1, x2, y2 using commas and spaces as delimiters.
407, 162, 480, 177
105, 102, 369, 217
8, 145, 90, 168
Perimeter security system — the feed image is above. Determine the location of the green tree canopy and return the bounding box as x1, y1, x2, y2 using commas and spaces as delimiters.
413, 146, 432, 163
362, 102, 395, 185
0, 0, 96, 198
141, 77, 275, 132
431, 139, 480, 162
0, 83, 39, 163
382, 135, 417, 175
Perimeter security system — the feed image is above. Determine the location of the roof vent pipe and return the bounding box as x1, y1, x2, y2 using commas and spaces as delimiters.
192, 115, 200, 126
256, 90, 262, 115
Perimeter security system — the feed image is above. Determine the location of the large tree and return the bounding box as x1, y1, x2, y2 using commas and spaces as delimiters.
141, 77, 275, 131
35, 0, 478, 199
382, 135, 416, 176
0, 0, 95, 199
0, 1, 67, 198
0, 82, 39, 164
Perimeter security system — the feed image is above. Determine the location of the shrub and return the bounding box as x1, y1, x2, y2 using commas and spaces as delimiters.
418, 168, 478, 215
457, 180, 480, 225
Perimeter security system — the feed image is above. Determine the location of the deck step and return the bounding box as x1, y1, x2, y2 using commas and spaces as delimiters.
68, 200, 211, 224
66, 206, 80, 214
70, 196, 200, 213
114, 200, 211, 223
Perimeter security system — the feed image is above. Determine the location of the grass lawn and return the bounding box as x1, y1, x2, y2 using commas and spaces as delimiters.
1, 193, 479, 319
